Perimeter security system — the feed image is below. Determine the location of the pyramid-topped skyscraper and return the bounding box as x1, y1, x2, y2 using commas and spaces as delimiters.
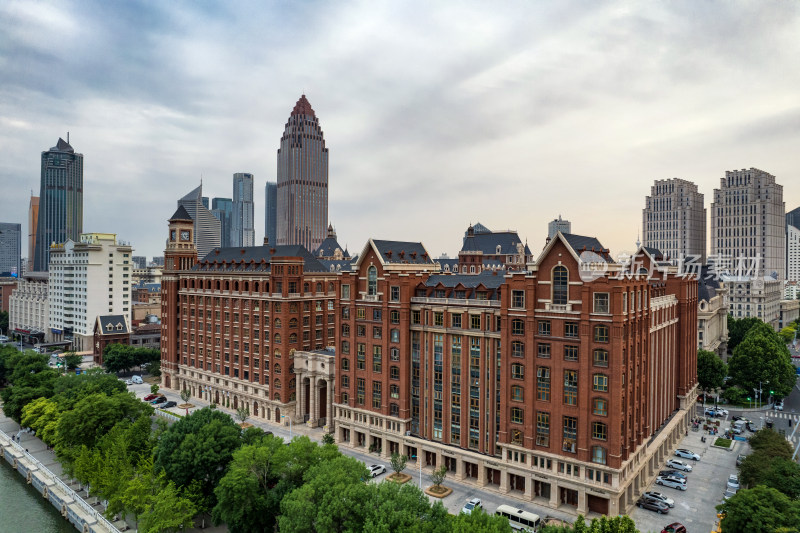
276, 95, 329, 251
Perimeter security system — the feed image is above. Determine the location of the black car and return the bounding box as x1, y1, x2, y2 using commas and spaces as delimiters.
151, 396, 167, 405
636, 497, 670, 514
746, 422, 757, 432
160, 401, 177, 409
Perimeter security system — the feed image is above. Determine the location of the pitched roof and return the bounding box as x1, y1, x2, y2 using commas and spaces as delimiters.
372, 240, 433, 264
180, 184, 202, 203
461, 230, 531, 255
319, 259, 354, 272
424, 271, 506, 289
698, 265, 722, 302
96, 315, 130, 335
54, 137, 74, 152
315, 236, 350, 258
560, 233, 613, 262
291, 94, 316, 118
170, 204, 192, 222
193, 245, 328, 272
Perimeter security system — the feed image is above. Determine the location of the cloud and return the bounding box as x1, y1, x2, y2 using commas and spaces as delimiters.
0, 0, 798, 262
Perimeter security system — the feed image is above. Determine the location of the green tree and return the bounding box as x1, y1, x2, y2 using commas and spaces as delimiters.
779, 326, 796, 344
451, 507, 512, 532
429, 465, 448, 490
236, 406, 249, 425
103, 344, 135, 374
763, 458, 800, 499
0, 310, 9, 333
390, 451, 408, 477
138, 480, 197, 533
51, 368, 126, 409
21, 397, 61, 445
698, 349, 727, 394
322, 432, 335, 446
362, 481, 451, 532
150, 383, 159, 394
727, 316, 761, 353
64, 352, 83, 371
0, 351, 59, 422
154, 407, 242, 513
717, 485, 800, 532
728, 322, 795, 399
749, 428, 793, 458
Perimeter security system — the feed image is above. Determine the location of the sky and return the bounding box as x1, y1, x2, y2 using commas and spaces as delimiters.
1, 0, 799, 262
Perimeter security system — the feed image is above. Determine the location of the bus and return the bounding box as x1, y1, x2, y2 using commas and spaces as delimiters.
495, 504, 542, 532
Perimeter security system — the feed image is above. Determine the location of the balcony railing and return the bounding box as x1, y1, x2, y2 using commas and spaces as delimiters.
410, 297, 500, 307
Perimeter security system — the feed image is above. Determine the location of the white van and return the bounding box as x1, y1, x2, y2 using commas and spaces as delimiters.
131, 375, 143, 384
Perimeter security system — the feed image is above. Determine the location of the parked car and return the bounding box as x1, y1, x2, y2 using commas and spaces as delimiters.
674, 449, 700, 461
160, 401, 177, 409
736, 454, 747, 466
705, 407, 728, 417
659, 470, 687, 480
637, 497, 670, 514
746, 422, 758, 433
655, 476, 687, 491
461, 498, 482, 514
0, 335, 9, 342
368, 464, 386, 477
723, 488, 738, 501
661, 523, 687, 533
732, 415, 749, 422
143, 393, 162, 401
775, 400, 784, 411
151, 396, 167, 405
727, 474, 740, 490
131, 375, 143, 384
643, 491, 675, 508
665, 460, 692, 472
125, 379, 133, 385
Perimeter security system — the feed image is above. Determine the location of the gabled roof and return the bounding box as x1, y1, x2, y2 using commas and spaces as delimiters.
315, 236, 350, 258
461, 229, 531, 255
193, 245, 328, 272
424, 271, 506, 289
170, 204, 193, 222
360, 239, 434, 266
95, 315, 130, 335
698, 265, 723, 302
536, 231, 615, 266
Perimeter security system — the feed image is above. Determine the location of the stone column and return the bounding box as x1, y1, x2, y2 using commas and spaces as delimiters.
477, 460, 487, 486
549, 484, 559, 508
455, 458, 464, 480
499, 470, 509, 493
310, 376, 319, 426
296, 374, 304, 419
577, 490, 587, 514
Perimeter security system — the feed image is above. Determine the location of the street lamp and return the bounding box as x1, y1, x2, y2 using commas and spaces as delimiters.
282, 414, 292, 440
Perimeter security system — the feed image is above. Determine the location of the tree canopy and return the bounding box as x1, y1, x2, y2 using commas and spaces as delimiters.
103, 344, 160, 374
697, 349, 727, 393
728, 322, 795, 399
727, 316, 761, 353
718, 485, 800, 533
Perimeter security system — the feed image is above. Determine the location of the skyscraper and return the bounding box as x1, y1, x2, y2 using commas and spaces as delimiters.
33, 137, 83, 271
265, 182, 277, 245
547, 215, 571, 239
231, 173, 255, 247
643, 178, 706, 263
28, 195, 39, 266
0, 223, 22, 276
211, 197, 233, 248
710, 168, 785, 280
277, 95, 329, 251
177, 184, 221, 259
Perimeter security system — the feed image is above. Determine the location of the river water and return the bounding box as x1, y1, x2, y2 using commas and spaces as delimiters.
0, 458, 75, 532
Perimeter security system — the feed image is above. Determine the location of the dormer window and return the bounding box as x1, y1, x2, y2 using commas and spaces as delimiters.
367, 266, 378, 296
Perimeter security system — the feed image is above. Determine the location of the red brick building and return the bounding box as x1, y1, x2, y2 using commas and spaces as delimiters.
160, 212, 698, 516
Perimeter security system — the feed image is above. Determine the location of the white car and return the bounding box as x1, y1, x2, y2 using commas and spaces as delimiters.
643, 491, 675, 508
461, 498, 482, 514
775, 401, 784, 411
727, 474, 740, 490
665, 459, 693, 472
0, 335, 9, 342
656, 476, 687, 491
675, 449, 700, 461
368, 464, 386, 477
723, 488, 738, 500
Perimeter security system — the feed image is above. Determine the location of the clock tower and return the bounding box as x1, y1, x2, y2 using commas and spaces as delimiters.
161, 205, 198, 390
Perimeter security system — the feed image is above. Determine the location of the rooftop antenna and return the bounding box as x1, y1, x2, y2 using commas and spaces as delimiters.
67, 131, 69, 144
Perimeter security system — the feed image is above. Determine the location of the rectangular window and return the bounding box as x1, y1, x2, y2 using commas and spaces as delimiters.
593, 349, 609, 367
593, 374, 608, 392
470, 315, 481, 329
592, 422, 607, 441
538, 320, 551, 336
372, 381, 382, 409
373, 308, 382, 321
564, 370, 578, 405
564, 345, 579, 362
434, 312, 444, 326
593, 398, 608, 416
512, 319, 525, 335
536, 367, 550, 401
412, 310, 421, 325
536, 412, 550, 447
563, 416, 577, 453
357, 378, 365, 405
390, 286, 400, 301
342, 284, 350, 299
390, 310, 400, 324
537, 343, 551, 358
511, 290, 525, 309
451, 313, 462, 328
511, 407, 524, 424
594, 325, 609, 343
356, 307, 366, 320
511, 363, 524, 380
357, 344, 366, 370
593, 293, 610, 314
373, 346, 382, 372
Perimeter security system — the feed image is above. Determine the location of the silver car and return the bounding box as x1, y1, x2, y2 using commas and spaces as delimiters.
643, 491, 675, 508
727, 474, 740, 490
674, 449, 700, 461
665, 459, 692, 472
656, 476, 687, 491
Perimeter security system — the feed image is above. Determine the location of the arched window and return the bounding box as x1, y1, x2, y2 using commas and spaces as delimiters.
552, 266, 568, 305
274, 349, 281, 358
274, 318, 282, 328
367, 265, 377, 296
274, 333, 281, 344
289, 318, 298, 328
244, 281, 249, 292
274, 364, 281, 374
511, 385, 523, 402
328, 282, 334, 292
289, 378, 295, 389
273, 379, 281, 389
273, 393, 281, 400
234, 281, 239, 292
316, 282, 323, 293
288, 365, 294, 375
511, 429, 523, 445
304, 282, 310, 292
288, 333, 297, 344
341, 392, 349, 404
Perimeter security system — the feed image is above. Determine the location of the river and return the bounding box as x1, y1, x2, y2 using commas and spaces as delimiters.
0, 457, 75, 533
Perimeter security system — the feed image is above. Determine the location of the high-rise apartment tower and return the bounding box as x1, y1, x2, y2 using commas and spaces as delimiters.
710, 168, 785, 280
0, 223, 22, 276
33, 138, 83, 271
232, 173, 255, 247
177, 184, 221, 259
547, 215, 571, 239
643, 178, 706, 263
276, 95, 329, 251
211, 197, 233, 248
265, 182, 277, 245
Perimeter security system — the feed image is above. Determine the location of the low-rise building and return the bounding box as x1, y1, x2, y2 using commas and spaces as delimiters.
723, 276, 782, 330
8, 273, 48, 343
780, 299, 800, 330
698, 267, 728, 357
0, 277, 18, 314
92, 314, 131, 365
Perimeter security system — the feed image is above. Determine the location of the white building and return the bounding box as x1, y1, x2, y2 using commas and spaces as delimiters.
710, 168, 785, 281
547, 215, 571, 239
698, 269, 728, 357
643, 178, 706, 263
8, 273, 49, 342
786, 281, 800, 300
788, 224, 800, 282
48, 233, 133, 352
723, 275, 783, 330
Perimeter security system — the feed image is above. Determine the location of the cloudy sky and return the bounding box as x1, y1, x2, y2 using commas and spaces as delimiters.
1, 0, 799, 262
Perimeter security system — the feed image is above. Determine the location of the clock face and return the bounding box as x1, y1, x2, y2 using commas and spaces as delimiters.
180, 230, 191, 241
170, 230, 176, 241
